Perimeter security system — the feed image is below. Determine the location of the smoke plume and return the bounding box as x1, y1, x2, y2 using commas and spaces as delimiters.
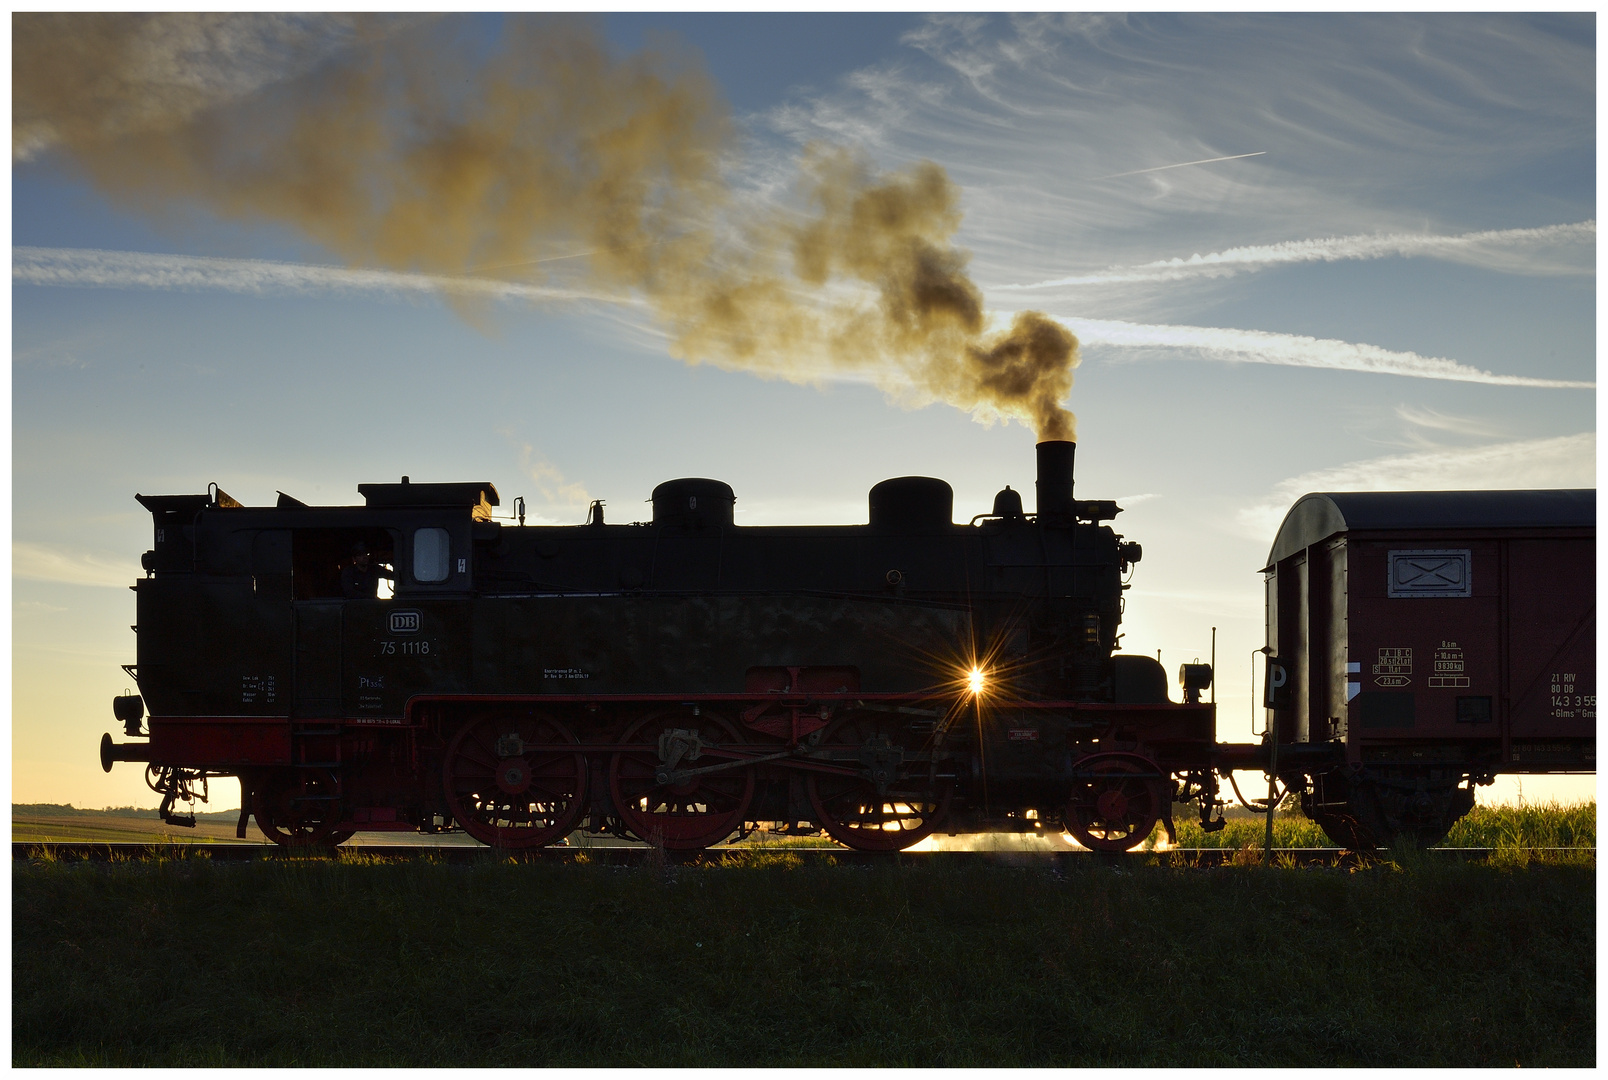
13, 13, 1079, 440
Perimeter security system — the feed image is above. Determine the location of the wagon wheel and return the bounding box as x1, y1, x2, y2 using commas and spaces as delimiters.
1309, 810, 1376, 850
806, 712, 952, 851
1064, 753, 1163, 853
1342, 767, 1471, 850
1300, 771, 1380, 849
609, 710, 754, 851
443, 711, 588, 849
252, 769, 346, 848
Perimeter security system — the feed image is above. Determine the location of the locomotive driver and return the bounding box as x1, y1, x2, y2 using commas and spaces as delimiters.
341, 541, 394, 599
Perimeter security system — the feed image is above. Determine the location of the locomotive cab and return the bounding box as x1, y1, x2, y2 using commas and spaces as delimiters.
357, 478, 498, 597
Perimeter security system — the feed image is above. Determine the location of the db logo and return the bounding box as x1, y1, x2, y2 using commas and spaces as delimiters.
389, 610, 422, 635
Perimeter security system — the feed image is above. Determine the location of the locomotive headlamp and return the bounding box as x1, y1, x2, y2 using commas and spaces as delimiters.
113, 692, 145, 737
1179, 662, 1213, 704
968, 667, 987, 696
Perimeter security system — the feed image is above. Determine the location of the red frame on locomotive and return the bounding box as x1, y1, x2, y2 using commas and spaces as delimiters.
120, 690, 1222, 853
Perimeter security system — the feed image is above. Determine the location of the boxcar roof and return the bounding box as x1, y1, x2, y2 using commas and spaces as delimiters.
1266, 489, 1596, 568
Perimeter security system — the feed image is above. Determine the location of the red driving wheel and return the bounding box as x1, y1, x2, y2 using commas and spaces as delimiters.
609, 710, 754, 850
806, 712, 952, 851
443, 711, 588, 849
1064, 752, 1164, 853
252, 769, 348, 848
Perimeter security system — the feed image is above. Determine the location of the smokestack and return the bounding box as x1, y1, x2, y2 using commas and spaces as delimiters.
1036, 440, 1075, 521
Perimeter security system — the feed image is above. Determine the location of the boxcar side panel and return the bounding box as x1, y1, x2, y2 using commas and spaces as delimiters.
1345, 538, 1503, 743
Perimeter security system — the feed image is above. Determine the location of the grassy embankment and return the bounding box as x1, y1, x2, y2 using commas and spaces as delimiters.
13, 842, 1594, 1067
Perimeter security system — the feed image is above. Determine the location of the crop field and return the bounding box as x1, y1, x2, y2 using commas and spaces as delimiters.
10, 805, 481, 847
1161, 799, 1598, 850
12, 806, 265, 846
13, 834, 1594, 1066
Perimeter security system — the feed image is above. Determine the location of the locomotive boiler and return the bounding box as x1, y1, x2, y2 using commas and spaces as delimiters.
99, 441, 1595, 851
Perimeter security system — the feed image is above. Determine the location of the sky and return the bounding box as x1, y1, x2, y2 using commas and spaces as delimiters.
11, 13, 1597, 811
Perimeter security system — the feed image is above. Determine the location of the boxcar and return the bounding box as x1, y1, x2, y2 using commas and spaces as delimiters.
1262, 489, 1595, 845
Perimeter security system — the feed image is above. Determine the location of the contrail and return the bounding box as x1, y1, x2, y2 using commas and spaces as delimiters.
1093, 151, 1266, 180
461, 239, 663, 275
1054, 315, 1594, 390
15, 247, 1590, 391
11, 246, 638, 305
1000, 220, 1596, 290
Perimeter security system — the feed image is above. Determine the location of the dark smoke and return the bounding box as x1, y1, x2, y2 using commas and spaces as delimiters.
14, 13, 1080, 439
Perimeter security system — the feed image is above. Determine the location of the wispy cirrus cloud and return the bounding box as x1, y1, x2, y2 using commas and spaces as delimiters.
508, 440, 593, 523
1054, 315, 1593, 389
14, 542, 141, 588
999, 221, 1596, 289
1235, 432, 1596, 543
1394, 405, 1510, 440
768, 15, 1594, 286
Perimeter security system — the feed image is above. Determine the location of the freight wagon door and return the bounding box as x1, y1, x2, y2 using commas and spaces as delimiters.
293, 599, 343, 718
1504, 537, 1595, 743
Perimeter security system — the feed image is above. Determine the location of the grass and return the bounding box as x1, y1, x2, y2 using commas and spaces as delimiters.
13, 849, 1594, 1066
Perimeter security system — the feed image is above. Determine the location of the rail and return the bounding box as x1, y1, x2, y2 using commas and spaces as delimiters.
12, 842, 1592, 867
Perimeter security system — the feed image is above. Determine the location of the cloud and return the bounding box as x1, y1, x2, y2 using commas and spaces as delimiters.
762, 14, 1594, 285
515, 445, 592, 518
12, 246, 634, 306
14, 600, 69, 614
1394, 405, 1509, 439
1055, 315, 1593, 389
999, 221, 1596, 289
14, 542, 142, 588
1235, 432, 1596, 543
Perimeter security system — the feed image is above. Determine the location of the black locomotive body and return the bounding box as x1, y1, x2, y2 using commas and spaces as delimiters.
105, 441, 1224, 851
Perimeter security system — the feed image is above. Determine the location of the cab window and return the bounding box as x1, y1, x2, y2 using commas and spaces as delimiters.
414, 528, 451, 583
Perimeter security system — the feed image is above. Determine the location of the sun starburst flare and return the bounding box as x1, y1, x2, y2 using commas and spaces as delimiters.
967, 667, 987, 696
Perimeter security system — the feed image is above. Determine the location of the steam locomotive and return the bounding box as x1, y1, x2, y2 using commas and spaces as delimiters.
100, 441, 1595, 850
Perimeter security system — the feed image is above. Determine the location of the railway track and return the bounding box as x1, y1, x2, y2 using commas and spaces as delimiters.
12, 841, 1592, 866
